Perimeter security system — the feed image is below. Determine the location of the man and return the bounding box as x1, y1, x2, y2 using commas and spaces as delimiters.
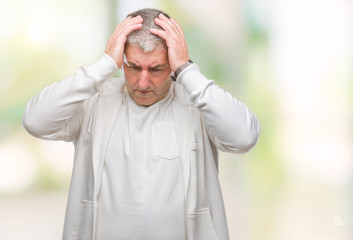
23, 8, 260, 240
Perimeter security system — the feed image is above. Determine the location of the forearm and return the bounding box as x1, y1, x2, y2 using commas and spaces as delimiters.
23, 54, 118, 140
177, 64, 260, 153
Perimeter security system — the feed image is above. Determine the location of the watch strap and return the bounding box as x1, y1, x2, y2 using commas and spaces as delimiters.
172, 60, 193, 80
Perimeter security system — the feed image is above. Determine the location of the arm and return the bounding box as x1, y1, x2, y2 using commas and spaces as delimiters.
177, 64, 260, 153
23, 16, 143, 141
23, 54, 118, 141
151, 14, 259, 153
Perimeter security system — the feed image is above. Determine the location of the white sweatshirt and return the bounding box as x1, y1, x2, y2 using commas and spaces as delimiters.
23, 54, 260, 240
96, 86, 187, 239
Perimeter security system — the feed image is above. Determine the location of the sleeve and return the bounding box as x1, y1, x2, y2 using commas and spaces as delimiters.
23, 54, 119, 142
177, 63, 260, 153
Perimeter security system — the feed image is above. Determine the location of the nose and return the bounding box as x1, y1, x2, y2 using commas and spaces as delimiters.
138, 70, 150, 90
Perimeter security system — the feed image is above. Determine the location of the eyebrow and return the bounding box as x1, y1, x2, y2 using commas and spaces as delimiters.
149, 64, 169, 69
125, 61, 140, 67
125, 60, 169, 69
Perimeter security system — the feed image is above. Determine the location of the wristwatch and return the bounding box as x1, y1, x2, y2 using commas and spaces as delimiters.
171, 59, 193, 81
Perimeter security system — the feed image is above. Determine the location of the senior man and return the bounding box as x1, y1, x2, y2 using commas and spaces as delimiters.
23, 8, 260, 240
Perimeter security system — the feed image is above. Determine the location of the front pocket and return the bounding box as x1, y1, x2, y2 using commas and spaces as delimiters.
187, 208, 219, 240
71, 200, 94, 240
152, 121, 179, 160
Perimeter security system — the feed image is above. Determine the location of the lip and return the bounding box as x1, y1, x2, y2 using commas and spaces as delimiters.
136, 90, 152, 94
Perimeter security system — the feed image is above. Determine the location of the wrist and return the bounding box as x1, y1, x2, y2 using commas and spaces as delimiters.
172, 59, 193, 81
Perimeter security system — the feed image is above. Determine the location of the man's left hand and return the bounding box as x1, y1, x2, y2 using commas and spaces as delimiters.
150, 14, 189, 72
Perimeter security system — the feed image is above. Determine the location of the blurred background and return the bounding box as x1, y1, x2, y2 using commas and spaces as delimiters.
0, 0, 352, 239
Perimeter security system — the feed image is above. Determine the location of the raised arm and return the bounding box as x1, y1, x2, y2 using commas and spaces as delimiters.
23, 16, 143, 141
178, 65, 260, 153
151, 14, 260, 153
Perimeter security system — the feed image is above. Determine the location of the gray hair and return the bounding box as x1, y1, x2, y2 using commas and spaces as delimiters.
126, 8, 171, 52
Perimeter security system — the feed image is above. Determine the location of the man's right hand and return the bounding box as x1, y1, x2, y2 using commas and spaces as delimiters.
105, 16, 143, 68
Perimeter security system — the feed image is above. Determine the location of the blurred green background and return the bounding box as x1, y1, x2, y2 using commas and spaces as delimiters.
0, 0, 352, 239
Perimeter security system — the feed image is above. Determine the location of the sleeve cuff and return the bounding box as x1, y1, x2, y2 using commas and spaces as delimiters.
86, 54, 119, 86
176, 63, 214, 96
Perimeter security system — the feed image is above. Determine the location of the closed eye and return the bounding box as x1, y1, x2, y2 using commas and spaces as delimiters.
125, 63, 142, 72
129, 65, 141, 71
149, 68, 164, 73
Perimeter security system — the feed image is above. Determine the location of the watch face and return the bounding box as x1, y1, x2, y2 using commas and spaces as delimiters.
171, 73, 177, 81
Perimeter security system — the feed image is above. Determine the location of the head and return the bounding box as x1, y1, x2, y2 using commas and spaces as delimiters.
123, 8, 173, 106
126, 8, 170, 52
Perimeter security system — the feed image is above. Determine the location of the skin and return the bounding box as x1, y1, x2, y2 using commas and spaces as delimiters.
105, 13, 189, 106
123, 44, 172, 106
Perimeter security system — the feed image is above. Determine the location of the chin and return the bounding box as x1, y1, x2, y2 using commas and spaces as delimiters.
133, 97, 155, 107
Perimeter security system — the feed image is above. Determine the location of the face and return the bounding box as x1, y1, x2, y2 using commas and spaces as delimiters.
123, 44, 172, 106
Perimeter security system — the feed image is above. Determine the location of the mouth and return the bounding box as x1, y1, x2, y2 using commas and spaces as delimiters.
134, 90, 155, 98
136, 90, 152, 94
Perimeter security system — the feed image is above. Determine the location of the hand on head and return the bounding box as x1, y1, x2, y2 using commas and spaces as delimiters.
105, 16, 143, 68
150, 14, 189, 72
105, 12, 189, 72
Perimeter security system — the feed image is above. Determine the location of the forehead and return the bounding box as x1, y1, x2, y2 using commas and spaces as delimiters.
124, 44, 169, 66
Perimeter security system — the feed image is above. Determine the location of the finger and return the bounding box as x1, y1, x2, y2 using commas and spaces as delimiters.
170, 18, 184, 38
119, 17, 143, 33
118, 15, 142, 28
109, 24, 142, 45
113, 16, 143, 35
158, 13, 174, 25
111, 20, 142, 42
150, 28, 169, 41
155, 14, 180, 37
154, 17, 171, 31
112, 16, 132, 34
154, 19, 181, 41
162, 16, 184, 40
106, 15, 143, 67
120, 20, 143, 36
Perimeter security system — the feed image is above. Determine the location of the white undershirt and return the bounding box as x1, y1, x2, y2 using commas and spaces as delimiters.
96, 85, 187, 240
